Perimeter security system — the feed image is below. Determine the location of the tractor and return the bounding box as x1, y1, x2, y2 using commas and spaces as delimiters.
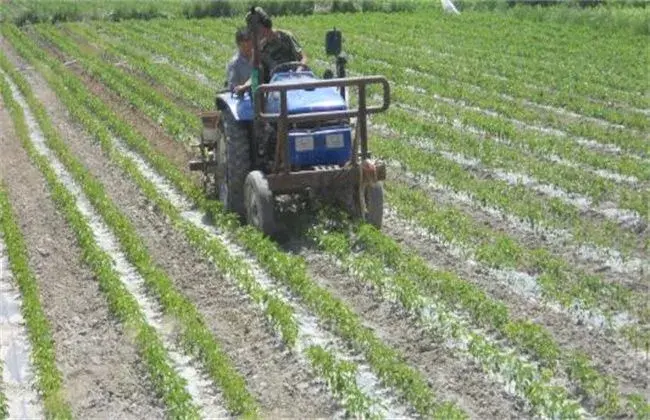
188, 15, 390, 237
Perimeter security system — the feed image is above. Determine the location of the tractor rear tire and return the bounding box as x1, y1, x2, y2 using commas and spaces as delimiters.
218, 110, 251, 218
244, 170, 277, 237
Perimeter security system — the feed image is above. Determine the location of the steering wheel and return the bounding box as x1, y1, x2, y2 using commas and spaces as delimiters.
269, 61, 312, 79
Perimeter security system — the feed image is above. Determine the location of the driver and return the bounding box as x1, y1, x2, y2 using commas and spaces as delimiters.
233, 6, 308, 95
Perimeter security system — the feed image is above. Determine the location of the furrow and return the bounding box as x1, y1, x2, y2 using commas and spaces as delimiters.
0, 67, 227, 418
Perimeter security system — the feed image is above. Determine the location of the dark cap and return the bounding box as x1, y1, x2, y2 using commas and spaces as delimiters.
246, 6, 272, 28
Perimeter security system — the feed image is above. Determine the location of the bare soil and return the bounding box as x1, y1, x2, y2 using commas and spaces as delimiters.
0, 75, 165, 420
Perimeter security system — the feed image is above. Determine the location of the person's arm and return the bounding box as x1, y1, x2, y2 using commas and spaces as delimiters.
288, 32, 308, 70
233, 77, 252, 94
232, 58, 254, 94
226, 58, 239, 92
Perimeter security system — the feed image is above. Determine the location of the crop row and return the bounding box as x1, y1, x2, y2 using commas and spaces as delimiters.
13, 20, 648, 420
121, 18, 649, 237
64, 19, 648, 284
38, 20, 649, 337
67, 19, 647, 257
0, 50, 260, 417
0, 180, 70, 418
288, 19, 648, 165
3, 23, 476, 419
309, 215, 639, 418
1, 28, 396, 419
306, 12, 648, 111
80, 19, 648, 258
121, 16, 648, 192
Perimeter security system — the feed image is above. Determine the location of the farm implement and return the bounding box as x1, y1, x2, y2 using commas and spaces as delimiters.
189, 12, 391, 237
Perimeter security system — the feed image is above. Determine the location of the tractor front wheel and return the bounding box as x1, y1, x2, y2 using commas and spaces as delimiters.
244, 170, 277, 237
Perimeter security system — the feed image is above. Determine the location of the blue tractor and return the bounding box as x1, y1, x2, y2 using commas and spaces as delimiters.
189, 23, 390, 237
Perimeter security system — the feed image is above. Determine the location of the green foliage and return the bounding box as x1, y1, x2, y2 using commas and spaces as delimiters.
182, 0, 237, 19
331, 0, 358, 13
306, 346, 377, 418
4, 6, 647, 417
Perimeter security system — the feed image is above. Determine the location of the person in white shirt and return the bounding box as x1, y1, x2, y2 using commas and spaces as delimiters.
226, 27, 253, 93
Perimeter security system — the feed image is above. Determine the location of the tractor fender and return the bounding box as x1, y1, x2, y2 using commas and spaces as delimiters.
215, 92, 254, 122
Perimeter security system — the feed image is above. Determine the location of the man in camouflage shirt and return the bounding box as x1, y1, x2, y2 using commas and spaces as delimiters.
233, 7, 308, 95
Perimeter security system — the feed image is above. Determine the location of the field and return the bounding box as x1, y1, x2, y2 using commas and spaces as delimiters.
0, 1, 648, 419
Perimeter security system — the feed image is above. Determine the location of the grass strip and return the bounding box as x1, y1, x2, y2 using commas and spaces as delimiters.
0, 44, 259, 418
7, 24, 469, 420
0, 184, 71, 419
0, 58, 199, 419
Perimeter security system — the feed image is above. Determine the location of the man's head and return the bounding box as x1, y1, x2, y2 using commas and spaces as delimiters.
246, 6, 273, 39
235, 27, 252, 58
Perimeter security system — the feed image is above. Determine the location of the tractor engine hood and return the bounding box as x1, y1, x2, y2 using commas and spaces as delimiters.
264, 72, 347, 115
